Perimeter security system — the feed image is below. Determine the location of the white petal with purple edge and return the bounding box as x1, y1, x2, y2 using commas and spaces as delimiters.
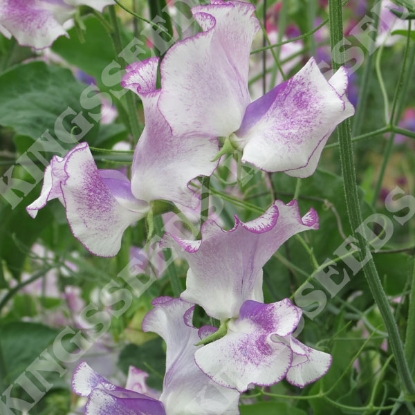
72, 361, 110, 397
158, 1, 258, 138
236, 58, 355, 175
125, 366, 150, 394
286, 337, 332, 388
0, 0, 73, 49
195, 330, 292, 393
123, 58, 219, 209
162, 200, 319, 321
26, 146, 85, 218
143, 297, 240, 415
61, 143, 148, 257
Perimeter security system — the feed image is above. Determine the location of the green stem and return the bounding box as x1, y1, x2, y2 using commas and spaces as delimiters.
393, 126, 415, 140
108, 6, 141, 143
372, 22, 414, 207
199, 176, 210, 234
154, 216, 182, 297
251, 18, 328, 55
196, 319, 229, 346
405, 258, 415, 375
351, 2, 380, 136
0, 267, 56, 313
375, 43, 389, 124
324, 126, 391, 149
113, 0, 172, 37
328, 0, 415, 396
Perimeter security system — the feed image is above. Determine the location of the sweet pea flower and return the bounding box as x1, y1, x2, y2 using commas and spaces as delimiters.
129, 0, 354, 178
72, 297, 240, 414
0, 0, 114, 49
27, 58, 218, 257
162, 201, 331, 391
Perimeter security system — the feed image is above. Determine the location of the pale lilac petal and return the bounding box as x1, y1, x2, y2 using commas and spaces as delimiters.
236, 58, 355, 175
286, 337, 332, 388
195, 330, 292, 393
158, 1, 259, 138
162, 200, 319, 321
0, 0, 73, 49
60, 143, 148, 257
143, 297, 240, 415
122, 58, 219, 209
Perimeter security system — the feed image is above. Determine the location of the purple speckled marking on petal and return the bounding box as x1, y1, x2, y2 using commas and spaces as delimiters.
238, 57, 354, 175
60, 143, 145, 257
0, 0, 74, 49
142, 297, 240, 415
195, 330, 292, 392
85, 388, 166, 415
238, 299, 301, 337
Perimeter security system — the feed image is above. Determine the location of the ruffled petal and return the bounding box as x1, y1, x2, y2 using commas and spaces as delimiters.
195, 330, 292, 393
27, 143, 148, 257
286, 337, 332, 388
143, 297, 240, 415
0, 0, 73, 49
122, 58, 219, 209
162, 200, 319, 321
26, 149, 71, 218
125, 366, 151, 394
236, 58, 355, 176
72, 361, 166, 415
72, 361, 110, 397
158, 0, 259, 138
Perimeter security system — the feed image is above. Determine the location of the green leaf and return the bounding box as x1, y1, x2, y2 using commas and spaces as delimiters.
0, 36, 34, 74
376, 253, 410, 296
240, 402, 307, 415
52, 16, 117, 83
0, 193, 53, 280
0, 61, 100, 144
93, 123, 129, 149
0, 322, 59, 390
52, 16, 147, 90
117, 338, 165, 390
